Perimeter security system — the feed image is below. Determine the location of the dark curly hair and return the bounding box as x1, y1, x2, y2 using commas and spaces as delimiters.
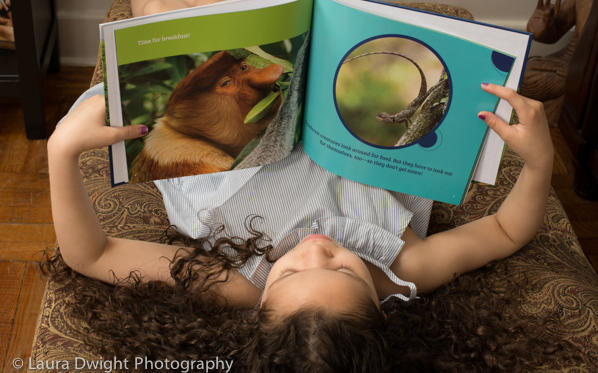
245, 299, 388, 372
40, 217, 585, 372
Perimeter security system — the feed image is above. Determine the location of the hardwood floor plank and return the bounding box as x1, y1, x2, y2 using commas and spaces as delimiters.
0, 173, 52, 224
550, 127, 575, 166
0, 206, 52, 225
0, 243, 52, 262
552, 146, 569, 177
0, 224, 56, 261
0, 224, 55, 243
0, 114, 29, 174
554, 188, 598, 206
0, 190, 51, 208
588, 255, 598, 275
565, 206, 598, 225
0, 172, 50, 192
579, 238, 598, 257
3, 263, 47, 373
0, 262, 26, 372
23, 140, 49, 175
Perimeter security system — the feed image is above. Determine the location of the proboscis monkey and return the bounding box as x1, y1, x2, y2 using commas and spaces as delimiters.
129, 51, 283, 183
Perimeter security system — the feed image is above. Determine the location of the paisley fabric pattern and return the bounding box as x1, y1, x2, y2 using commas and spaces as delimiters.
30, 0, 598, 371
429, 149, 598, 370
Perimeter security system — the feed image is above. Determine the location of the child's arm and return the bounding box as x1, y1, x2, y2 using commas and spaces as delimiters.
393, 84, 554, 294
47, 96, 260, 306
47, 95, 172, 281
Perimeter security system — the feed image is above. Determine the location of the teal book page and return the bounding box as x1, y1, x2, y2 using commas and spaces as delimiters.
106, 0, 312, 185
302, 0, 514, 204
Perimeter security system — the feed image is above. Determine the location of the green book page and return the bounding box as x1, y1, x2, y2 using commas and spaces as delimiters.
104, 0, 313, 185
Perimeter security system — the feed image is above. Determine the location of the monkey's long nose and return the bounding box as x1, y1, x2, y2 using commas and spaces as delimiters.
248, 64, 283, 88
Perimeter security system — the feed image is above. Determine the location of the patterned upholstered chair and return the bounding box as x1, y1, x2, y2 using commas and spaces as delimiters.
30, 1, 598, 371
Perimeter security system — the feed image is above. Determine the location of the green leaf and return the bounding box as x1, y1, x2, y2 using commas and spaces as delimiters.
148, 84, 173, 95
165, 55, 189, 82
244, 91, 281, 124
277, 80, 291, 88
245, 46, 294, 73
227, 48, 251, 60
131, 114, 151, 125
244, 54, 276, 69
127, 61, 173, 78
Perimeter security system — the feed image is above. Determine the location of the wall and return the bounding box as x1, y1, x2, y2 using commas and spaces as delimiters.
55, 0, 575, 66
56, 0, 114, 66
422, 0, 575, 56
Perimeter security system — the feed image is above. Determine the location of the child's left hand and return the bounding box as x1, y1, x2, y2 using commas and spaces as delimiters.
48, 95, 147, 159
477, 84, 553, 171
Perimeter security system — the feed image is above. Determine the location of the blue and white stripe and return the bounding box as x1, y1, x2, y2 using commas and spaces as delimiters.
156, 146, 433, 302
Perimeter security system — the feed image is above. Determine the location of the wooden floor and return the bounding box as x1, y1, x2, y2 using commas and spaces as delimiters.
0, 66, 94, 372
550, 127, 598, 269
0, 66, 597, 371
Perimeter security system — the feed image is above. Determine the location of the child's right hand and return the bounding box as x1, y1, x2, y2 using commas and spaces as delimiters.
48, 95, 147, 159
477, 84, 553, 171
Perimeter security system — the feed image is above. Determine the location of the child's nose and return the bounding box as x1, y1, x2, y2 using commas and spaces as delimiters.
301, 244, 334, 268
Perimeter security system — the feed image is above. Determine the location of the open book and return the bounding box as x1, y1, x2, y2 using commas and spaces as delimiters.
100, 0, 531, 205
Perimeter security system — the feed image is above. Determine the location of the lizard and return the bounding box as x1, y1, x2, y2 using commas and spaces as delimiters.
342, 51, 436, 129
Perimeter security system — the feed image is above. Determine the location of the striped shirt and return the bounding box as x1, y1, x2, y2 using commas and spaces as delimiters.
156, 146, 433, 302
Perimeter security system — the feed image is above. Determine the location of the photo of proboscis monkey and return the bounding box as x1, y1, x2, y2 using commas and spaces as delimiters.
129, 51, 283, 182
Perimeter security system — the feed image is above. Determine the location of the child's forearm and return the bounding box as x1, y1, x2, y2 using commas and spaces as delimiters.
495, 154, 553, 248
477, 84, 554, 251
47, 142, 107, 270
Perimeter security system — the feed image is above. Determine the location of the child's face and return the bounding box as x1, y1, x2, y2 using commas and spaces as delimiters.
261, 234, 380, 316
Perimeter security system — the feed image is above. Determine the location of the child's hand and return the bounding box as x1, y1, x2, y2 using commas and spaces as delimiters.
48, 95, 147, 159
478, 84, 553, 170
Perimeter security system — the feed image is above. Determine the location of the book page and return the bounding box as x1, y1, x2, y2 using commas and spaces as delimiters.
302, 0, 513, 205
101, 0, 312, 185
339, 0, 532, 184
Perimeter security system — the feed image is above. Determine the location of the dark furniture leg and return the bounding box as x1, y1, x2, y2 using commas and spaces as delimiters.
558, 0, 598, 200
8, 0, 59, 139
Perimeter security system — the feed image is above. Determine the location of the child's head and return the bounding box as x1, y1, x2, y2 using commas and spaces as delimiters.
245, 234, 389, 371
261, 234, 380, 316
248, 296, 388, 372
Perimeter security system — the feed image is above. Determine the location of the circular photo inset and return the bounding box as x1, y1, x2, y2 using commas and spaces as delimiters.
334, 35, 450, 148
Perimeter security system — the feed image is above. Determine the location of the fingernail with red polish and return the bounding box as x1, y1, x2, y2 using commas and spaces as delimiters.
140, 126, 148, 135
481, 82, 489, 87
478, 114, 486, 120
